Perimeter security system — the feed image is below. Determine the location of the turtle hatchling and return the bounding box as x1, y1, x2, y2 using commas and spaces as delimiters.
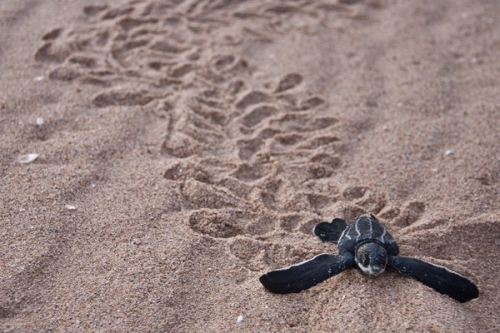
259, 214, 479, 303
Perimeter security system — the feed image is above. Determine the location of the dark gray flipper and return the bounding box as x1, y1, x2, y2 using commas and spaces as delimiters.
313, 218, 347, 243
388, 256, 479, 303
260, 253, 354, 294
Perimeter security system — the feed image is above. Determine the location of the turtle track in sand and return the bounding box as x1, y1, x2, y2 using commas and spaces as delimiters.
33, 0, 477, 293
28, 0, 499, 331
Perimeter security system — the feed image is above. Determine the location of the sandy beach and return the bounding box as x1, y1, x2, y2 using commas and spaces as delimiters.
1, 0, 499, 331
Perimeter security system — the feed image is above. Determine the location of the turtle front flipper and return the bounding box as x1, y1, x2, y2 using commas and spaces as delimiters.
259, 253, 354, 294
388, 256, 479, 303
313, 218, 347, 243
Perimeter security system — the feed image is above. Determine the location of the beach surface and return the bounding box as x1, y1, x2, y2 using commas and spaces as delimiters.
1, 0, 499, 332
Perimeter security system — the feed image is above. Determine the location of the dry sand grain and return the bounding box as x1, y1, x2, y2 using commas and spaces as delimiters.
1, 0, 500, 332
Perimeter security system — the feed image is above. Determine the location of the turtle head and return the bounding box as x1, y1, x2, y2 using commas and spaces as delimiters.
355, 242, 387, 276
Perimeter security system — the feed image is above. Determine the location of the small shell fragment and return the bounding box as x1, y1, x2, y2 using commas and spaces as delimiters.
236, 314, 243, 324
444, 149, 454, 156
34, 76, 45, 81
65, 204, 76, 210
18, 153, 39, 164
36, 117, 44, 125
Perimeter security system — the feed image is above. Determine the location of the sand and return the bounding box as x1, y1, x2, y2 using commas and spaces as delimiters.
1, 0, 499, 332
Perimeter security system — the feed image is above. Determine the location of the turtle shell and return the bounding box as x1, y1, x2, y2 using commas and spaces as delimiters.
338, 215, 399, 256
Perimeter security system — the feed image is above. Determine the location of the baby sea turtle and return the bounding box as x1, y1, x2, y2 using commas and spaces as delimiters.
259, 214, 479, 303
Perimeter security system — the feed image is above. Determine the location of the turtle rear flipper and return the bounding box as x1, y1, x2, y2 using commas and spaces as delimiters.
260, 253, 354, 294
388, 255, 479, 303
314, 218, 347, 243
